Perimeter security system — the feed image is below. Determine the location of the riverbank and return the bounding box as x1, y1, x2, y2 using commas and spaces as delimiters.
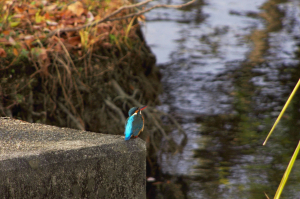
0, 0, 161, 134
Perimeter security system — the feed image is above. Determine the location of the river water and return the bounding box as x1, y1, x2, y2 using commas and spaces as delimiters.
141, 0, 300, 198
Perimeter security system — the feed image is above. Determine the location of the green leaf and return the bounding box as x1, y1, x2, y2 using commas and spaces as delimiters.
11, 21, 20, 27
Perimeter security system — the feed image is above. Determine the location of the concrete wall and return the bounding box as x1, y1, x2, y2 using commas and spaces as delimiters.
0, 118, 146, 198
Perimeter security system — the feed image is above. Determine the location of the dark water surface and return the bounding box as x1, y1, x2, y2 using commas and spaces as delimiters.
142, 0, 300, 198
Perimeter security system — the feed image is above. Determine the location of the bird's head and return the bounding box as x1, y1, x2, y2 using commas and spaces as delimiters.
128, 106, 147, 116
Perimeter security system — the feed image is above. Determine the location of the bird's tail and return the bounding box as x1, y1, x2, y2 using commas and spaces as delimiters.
124, 134, 131, 140
124, 116, 134, 140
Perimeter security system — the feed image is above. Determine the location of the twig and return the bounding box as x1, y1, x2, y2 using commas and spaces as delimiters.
160, 111, 185, 135
46, 0, 195, 39
104, 99, 126, 125
149, 113, 170, 140
30, 111, 46, 117
27, 88, 33, 123
57, 101, 85, 130
56, 37, 79, 76
150, 128, 159, 152
56, 56, 71, 77
0, 101, 6, 116
110, 0, 196, 22
46, 0, 153, 39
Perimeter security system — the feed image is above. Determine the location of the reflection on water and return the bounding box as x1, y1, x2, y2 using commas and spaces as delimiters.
142, 0, 300, 198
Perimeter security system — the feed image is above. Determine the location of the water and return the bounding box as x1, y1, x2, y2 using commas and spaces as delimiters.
141, 0, 300, 198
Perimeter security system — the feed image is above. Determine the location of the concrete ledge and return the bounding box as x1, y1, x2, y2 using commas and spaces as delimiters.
0, 118, 146, 198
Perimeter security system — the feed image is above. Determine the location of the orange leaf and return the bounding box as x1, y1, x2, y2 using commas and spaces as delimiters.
24, 35, 35, 48
13, 48, 18, 56
49, 26, 57, 30
61, 10, 73, 19
0, 48, 7, 57
138, 15, 146, 22
25, 40, 33, 47
44, 12, 50, 19
28, 8, 36, 15
67, 1, 85, 17
14, 7, 24, 13
2, 30, 10, 36
67, 36, 81, 47
19, 42, 27, 50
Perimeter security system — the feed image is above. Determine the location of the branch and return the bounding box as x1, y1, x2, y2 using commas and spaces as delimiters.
57, 101, 85, 130
104, 99, 126, 125
46, 0, 195, 39
110, 0, 196, 22
46, 0, 152, 39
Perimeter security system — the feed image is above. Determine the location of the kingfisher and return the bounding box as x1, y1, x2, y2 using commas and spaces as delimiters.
124, 106, 147, 140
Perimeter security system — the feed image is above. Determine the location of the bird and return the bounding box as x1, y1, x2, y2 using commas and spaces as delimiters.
124, 106, 147, 140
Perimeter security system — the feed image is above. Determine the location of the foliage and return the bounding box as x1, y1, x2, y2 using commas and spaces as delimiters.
0, 0, 161, 135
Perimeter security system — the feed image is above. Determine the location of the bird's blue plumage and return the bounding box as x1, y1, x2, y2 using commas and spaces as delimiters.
124, 115, 135, 140
124, 106, 145, 140
128, 107, 138, 117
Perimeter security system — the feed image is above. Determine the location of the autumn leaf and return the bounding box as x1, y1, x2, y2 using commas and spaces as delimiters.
0, 0, 140, 60
35, 11, 45, 23
79, 29, 89, 49
0, 48, 7, 57
14, 7, 24, 13
11, 21, 21, 27
8, 37, 16, 45
67, 36, 81, 47
13, 48, 19, 56
2, 30, 10, 36
67, 1, 85, 17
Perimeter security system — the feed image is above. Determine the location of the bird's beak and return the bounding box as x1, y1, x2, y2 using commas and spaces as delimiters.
140, 106, 147, 111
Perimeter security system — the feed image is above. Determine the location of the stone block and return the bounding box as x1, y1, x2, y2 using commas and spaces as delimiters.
0, 118, 146, 198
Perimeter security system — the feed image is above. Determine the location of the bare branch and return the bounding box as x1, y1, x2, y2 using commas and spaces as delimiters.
110, 0, 196, 22
46, 0, 152, 38
104, 99, 126, 125
57, 101, 85, 130
46, 0, 195, 39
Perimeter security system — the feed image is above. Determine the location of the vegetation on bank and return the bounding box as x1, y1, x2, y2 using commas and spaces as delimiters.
0, 0, 161, 131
